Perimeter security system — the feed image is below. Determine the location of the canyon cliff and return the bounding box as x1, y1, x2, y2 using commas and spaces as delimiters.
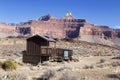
17, 12, 119, 39
0, 12, 120, 46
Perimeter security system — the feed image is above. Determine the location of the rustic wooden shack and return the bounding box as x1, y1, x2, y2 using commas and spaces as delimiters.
23, 35, 73, 65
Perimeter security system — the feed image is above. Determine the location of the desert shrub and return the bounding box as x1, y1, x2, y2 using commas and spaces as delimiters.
0, 61, 3, 68
111, 61, 120, 67
115, 74, 120, 79
41, 69, 56, 80
0, 73, 4, 80
108, 73, 120, 79
89, 65, 94, 69
95, 50, 102, 56
0, 72, 30, 80
100, 58, 106, 63
83, 65, 90, 69
83, 65, 94, 69
57, 67, 65, 71
10, 72, 30, 80
57, 66, 71, 72
41, 61, 51, 66
97, 64, 104, 68
112, 55, 120, 59
56, 56, 63, 62
59, 72, 79, 80
2, 60, 17, 71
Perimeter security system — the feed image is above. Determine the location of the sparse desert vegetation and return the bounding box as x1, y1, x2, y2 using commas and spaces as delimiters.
2, 60, 17, 71
0, 71, 30, 80
0, 38, 120, 80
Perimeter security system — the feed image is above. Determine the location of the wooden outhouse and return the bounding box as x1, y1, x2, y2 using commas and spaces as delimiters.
23, 35, 55, 64
23, 35, 73, 65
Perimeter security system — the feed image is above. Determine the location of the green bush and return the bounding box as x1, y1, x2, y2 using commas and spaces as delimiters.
2, 60, 17, 71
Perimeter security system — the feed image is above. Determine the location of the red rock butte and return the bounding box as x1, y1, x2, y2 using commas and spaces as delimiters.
16, 12, 120, 39
0, 12, 120, 39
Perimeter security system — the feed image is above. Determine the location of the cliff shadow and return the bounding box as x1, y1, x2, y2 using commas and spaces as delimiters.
66, 24, 82, 38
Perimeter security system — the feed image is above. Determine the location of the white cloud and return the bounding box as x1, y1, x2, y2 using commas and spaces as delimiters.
112, 25, 120, 29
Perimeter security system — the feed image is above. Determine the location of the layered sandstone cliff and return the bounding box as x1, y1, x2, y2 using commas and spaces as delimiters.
0, 22, 17, 38
17, 12, 119, 40
0, 22, 15, 33
17, 12, 86, 38
0, 12, 120, 46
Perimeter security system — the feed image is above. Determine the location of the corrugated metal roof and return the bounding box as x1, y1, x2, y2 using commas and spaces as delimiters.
27, 34, 56, 42
39, 35, 56, 42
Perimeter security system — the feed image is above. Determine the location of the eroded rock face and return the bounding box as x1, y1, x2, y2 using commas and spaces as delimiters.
80, 24, 117, 39
19, 18, 117, 39
17, 12, 119, 40
117, 32, 120, 38
19, 18, 86, 38
0, 12, 120, 40
38, 14, 56, 21
0, 22, 15, 33
0, 23, 17, 38
116, 29, 120, 38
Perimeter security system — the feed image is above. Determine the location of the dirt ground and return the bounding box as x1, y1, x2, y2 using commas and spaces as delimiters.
14, 56, 120, 80
0, 38, 120, 80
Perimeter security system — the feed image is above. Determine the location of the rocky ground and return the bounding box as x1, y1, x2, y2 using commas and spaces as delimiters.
51, 40, 120, 57
0, 38, 120, 80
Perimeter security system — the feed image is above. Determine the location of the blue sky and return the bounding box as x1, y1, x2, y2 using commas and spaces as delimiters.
0, 0, 120, 28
